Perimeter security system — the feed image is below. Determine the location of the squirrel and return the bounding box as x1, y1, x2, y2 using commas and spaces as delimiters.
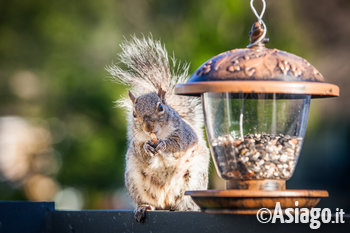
107, 36, 210, 222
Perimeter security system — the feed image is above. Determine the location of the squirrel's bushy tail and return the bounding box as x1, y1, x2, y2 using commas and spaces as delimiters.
107, 36, 203, 133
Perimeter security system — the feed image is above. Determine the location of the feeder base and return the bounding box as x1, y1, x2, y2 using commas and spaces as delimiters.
185, 189, 328, 214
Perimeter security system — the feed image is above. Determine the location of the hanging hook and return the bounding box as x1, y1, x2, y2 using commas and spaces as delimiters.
250, 0, 266, 23
247, 0, 268, 48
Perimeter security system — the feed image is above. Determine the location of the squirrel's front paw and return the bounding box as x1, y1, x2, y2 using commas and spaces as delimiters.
155, 140, 166, 153
134, 204, 155, 223
143, 141, 156, 156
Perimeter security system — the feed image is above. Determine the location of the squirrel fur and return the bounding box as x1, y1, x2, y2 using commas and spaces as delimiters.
107, 36, 209, 221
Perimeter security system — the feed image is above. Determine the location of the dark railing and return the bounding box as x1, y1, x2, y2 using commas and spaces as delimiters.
0, 201, 349, 233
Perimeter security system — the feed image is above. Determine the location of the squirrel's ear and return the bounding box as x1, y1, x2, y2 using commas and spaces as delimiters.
128, 91, 136, 104
158, 88, 166, 101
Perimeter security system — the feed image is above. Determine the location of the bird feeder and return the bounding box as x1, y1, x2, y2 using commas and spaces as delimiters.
175, 0, 339, 213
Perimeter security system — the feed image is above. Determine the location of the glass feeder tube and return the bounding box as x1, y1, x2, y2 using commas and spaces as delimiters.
202, 93, 311, 181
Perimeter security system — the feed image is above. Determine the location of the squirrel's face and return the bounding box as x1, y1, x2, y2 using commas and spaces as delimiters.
129, 89, 170, 138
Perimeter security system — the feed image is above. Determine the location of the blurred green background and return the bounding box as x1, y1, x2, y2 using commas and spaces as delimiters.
0, 0, 349, 211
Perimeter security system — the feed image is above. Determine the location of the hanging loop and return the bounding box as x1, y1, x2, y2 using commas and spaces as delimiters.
247, 0, 268, 48
250, 0, 266, 22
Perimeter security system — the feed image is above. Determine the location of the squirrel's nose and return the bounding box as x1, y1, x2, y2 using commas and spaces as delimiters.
143, 121, 154, 133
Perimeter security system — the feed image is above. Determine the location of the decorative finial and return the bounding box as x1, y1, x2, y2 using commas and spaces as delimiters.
248, 21, 269, 47
247, 0, 268, 48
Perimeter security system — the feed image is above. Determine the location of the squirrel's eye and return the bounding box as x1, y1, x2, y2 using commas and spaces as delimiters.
133, 111, 137, 118
157, 103, 164, 112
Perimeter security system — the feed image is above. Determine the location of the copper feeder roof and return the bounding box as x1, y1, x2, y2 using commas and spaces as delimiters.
175, 22, 339, 98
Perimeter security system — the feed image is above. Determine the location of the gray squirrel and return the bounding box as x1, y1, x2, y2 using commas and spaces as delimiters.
107, 36, 209, 222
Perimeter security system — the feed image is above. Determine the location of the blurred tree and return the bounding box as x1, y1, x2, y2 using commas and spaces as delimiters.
0, 0, 128, 208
